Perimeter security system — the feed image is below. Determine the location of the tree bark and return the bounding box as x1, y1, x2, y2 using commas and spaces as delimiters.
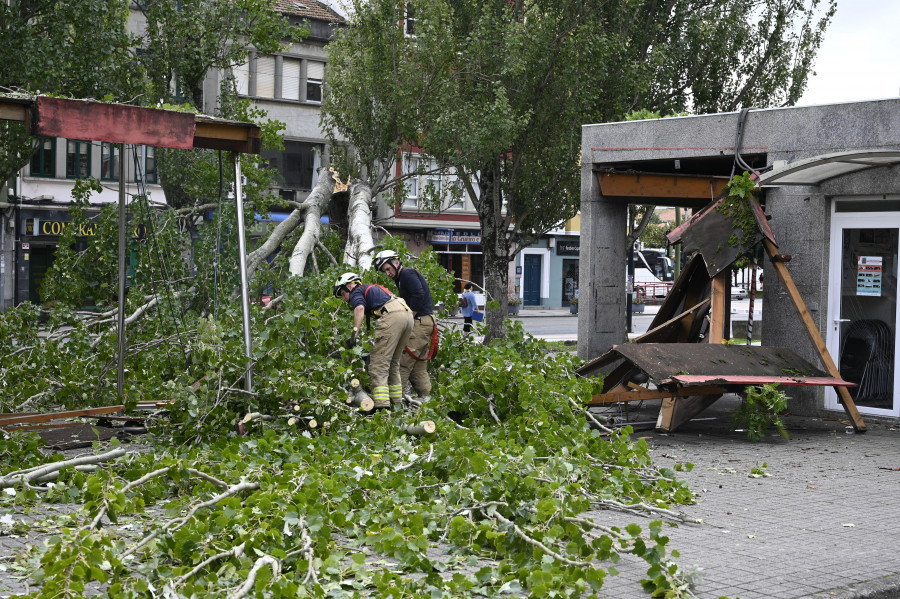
476, 166, 511, 342
288, 167, 336, 275
342, 182, 375, 270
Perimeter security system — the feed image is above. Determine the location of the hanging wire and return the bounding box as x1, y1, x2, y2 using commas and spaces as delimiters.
131, 146, 189, 367
213, 150, 224, 322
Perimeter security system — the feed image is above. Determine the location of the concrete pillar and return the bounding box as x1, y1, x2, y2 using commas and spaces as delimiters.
578, 165, 627, 360
764, 184, 830, 415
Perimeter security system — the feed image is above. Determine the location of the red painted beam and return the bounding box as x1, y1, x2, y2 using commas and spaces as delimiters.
33, 96, 196, 149
673, 375, 854, 387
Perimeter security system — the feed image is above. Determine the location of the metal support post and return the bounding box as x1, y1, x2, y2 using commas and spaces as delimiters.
117, 143, 127, 396
233, 154, 253, 391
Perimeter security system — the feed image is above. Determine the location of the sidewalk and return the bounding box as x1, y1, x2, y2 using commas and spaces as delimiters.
593, 395, 900, 599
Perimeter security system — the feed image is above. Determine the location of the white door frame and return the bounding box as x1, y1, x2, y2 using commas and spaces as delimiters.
826, 208, 900, 417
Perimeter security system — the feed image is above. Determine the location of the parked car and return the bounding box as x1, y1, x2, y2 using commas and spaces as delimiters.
731, 286, 749, 300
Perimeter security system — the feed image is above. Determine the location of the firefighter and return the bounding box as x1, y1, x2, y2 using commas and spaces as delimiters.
333, 272, 414, 410
373, 250, 435, 399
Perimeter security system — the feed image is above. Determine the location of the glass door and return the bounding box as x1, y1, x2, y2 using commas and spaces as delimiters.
827, 211, 900, 416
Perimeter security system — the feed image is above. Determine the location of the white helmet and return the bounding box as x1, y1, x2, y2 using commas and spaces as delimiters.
333, 272, 361, 297
373, 250, 400, 272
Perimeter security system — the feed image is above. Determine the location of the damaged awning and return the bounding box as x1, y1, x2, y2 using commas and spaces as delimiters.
606, 343, 853, 388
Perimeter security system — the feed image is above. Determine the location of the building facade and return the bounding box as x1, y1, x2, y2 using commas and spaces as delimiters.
0, 1, 344, 311
580, 99, 900, 420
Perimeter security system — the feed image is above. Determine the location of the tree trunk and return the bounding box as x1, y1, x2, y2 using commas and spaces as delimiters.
288, 167, 336, 275
476, 166, 511, 342
343, 182, 375, 270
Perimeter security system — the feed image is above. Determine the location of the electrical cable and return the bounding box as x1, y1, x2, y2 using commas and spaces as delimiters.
131, 146, 188, 368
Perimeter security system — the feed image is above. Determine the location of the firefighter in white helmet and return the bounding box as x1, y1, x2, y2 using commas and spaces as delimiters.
334, 272, 413, 410
373, 250, 436, 399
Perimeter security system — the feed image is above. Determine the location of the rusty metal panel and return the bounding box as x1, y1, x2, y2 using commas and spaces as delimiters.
608, 343, 849, 388
596, 171, 729, 200
33, 96, 196, 149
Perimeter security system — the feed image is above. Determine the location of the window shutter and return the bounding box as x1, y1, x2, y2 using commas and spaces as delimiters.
282, 58, 301, 100
257, 56, 276, 97
307, 61, 324, 81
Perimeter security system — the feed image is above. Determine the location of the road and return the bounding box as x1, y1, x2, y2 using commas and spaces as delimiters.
513, 298, 763, 342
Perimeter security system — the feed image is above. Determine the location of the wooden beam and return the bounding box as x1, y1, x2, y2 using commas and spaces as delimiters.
590, 384, 728, 405
0, 405, 125, 428
597, 172, 729, 200
656, 395, 722, 432
763, 238, 866, 432
0, 101, 28, 122
709, 272, 728, 343
33, 96, 196, 149
633, 298, 711, 343
193, 119, 261, 154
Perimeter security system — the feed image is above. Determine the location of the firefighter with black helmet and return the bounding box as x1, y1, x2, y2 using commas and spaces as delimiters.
333, 272, 413, 410
373, 250, 436, 399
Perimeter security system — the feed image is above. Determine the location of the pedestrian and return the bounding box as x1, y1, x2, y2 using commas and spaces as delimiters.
459, 283, 478, 335
333, 272, 414, 410
373, 250, 437, 399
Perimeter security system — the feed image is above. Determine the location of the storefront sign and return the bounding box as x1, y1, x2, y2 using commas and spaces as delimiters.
24, 217, 145, 238
428, 229, 481, 244
556, 237, 580, 256
857, 256, 883, 296
428, 229, 451, 243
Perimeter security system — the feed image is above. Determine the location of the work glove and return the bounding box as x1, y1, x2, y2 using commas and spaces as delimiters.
345, 328, 359, 349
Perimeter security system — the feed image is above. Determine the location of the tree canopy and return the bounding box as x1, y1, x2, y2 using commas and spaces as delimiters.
322, 0, 834, 340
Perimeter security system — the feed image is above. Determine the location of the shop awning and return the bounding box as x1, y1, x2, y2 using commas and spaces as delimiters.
758, 150, 900, 186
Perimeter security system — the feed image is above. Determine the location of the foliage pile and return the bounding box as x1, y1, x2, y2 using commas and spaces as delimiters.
1, 226, 699, 597
732, 383, 790, 442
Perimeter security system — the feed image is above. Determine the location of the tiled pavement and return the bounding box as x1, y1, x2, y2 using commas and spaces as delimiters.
593, 395, 900, 599
4, 396, 900, 599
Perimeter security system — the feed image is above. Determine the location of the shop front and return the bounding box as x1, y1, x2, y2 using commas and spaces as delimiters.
826, 200, 900, 417
16, 208, 102, 306
428, 228, 483, 292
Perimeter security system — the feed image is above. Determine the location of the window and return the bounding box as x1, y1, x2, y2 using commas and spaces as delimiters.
256, 55, 276, 97
282, 58, 301, 101
306, 61, 324, 103
402, 156, 419, 209
425, 159, 442, 197
446, 174, 465, 210
405, 4, 416, 36
66, 140, 91, 179
233, 61, 250, 96
262, 141, 322, 191
30, 137, 55, 177
135, 145, 157, 184
101, 143, 119, 181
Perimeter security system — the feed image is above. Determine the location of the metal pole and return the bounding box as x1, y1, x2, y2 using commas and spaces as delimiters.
233, 154, 253, 391
674, 207, 682, 279
117, 143, 127, 396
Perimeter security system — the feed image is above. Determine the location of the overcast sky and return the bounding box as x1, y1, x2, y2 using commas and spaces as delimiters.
796, 0, 900, 106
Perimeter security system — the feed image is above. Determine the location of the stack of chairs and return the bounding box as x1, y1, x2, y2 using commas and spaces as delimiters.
839, 319, 894, 405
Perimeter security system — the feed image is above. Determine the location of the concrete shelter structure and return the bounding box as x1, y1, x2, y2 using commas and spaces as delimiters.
580, 98, 900, 420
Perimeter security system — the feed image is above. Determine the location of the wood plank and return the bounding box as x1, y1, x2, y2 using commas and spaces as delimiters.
633, 298, 711, 344
0, 102, 28, 122
590, 384, 728, 405
597, 172, 729, 200
709, 272, 727, 343
0, 405, 125, 427
764, 238, 866, 432
656, 395, 722, 432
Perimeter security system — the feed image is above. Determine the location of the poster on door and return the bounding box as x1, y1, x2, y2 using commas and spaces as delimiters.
856, 256, 883, 296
